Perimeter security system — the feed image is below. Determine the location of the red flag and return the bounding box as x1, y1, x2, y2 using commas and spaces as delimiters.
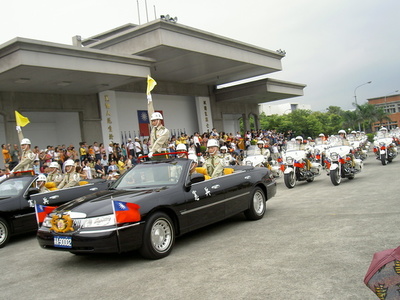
35, 204, 57, 224
112, 200, 141, 224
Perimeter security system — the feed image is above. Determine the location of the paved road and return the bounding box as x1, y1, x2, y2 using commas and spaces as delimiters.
1, 153, 399, 300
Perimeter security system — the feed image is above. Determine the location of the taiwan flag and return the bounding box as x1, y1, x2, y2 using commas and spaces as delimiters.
35, 204, 57, 225
137, 110, 150, 137
112, 200, 141, 224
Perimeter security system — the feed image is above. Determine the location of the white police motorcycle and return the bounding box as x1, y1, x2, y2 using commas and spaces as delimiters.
373, 128, 397, 165
325, 135, 363, 186
282, 138, 322, 189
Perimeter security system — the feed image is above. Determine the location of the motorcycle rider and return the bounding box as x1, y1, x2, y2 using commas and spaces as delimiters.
255, 140, 270, 156
338, 130, 356, 167
295, 136, 312, 170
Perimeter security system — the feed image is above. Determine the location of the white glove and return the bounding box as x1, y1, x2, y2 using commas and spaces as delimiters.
147, 94, 152, 103
148, 152, 153, 159
16, 126, 21, 132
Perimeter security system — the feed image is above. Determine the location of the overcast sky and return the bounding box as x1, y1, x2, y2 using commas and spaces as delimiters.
1, 0, 399, 111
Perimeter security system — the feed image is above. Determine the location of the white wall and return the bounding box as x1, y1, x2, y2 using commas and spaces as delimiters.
115, 91, 199, 139
15, 112, 81, 150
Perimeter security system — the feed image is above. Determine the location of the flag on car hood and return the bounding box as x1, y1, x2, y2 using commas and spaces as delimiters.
35, 204, 57, 224
112, 200, 141, 224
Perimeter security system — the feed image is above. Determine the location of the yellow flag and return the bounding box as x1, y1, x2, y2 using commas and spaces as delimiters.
15, 111, 30, 127
146, 75, 157, 95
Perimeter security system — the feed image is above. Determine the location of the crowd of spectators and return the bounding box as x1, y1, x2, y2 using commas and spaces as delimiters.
1, 128, 296, 181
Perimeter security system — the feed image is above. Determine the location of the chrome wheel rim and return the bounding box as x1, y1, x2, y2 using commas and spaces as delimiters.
151, 218, 173, 253
253, 191, 265, 215
0, 222, 7, 244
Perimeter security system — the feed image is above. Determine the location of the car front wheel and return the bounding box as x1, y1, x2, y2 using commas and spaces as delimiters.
0, 218, 10, 248
244, 187, 266, 220
139, 212, 175, 260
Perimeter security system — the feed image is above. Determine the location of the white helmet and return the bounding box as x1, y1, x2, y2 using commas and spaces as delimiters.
220, 146, 228, 151
319, 133, 325, 137
338, 130, 346, 134
21, 138, 31, 145
176, 143, 187, 151
150, 112, 163, 120
295, 136, 303, 142
257, 140, 265, 145
380, 127, 388, 132
37, 174, 47, 182
207, 139, 219, 148
49, 162, 60, 169
64, 160, 75, 167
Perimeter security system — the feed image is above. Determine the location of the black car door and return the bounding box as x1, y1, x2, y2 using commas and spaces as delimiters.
181, 177, 227, 232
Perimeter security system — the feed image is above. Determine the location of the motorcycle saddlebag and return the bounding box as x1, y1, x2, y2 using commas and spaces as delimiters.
364, 246, 400, 299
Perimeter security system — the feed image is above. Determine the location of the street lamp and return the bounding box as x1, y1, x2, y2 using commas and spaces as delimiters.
353, 81, 372, 131
353, 81, 372, 105
384, 90, 399, 128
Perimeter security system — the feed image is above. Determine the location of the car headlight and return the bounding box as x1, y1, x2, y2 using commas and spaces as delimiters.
82, 214, 116, 228
330, 152, 339, 161
42, 216, 52, 228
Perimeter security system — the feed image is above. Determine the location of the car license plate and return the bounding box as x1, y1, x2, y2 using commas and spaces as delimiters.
54, 236, 72, 248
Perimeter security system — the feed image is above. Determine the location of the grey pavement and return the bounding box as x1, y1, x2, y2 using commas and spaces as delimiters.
1, 152, 398, 300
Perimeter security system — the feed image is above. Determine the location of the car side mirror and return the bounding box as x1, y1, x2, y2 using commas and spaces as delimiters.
27, 187, 40, 197
190, 173, 205, 184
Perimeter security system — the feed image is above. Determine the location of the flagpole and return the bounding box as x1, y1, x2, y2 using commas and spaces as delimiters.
111, 199, 120, 239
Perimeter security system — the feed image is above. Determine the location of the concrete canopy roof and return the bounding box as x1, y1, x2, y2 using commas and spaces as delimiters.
0, 38, 154, 94
83, 20, 285, 86
215, 78, 306, 104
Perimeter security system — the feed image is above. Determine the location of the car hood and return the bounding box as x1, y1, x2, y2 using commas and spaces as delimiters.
54, 187, 168, 218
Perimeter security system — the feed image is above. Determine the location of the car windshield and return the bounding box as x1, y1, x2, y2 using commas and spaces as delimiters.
114, 161, 184, 189
0, 177, 32, 197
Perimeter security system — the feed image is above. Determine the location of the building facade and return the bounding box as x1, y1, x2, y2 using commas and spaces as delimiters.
0, 19, 305, 153
368, 94, 400, 131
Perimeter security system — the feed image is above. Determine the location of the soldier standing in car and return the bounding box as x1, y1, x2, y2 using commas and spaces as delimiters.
10, 138, 35, 175
204, 139, 224, 178
148, 112, 170, 160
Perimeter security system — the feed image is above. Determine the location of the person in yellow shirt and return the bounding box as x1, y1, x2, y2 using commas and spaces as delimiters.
117, 156, 127, 174
2, 144, 11, 165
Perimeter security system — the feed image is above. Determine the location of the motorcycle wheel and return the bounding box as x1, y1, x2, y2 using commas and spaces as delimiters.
380, 154, 387, 165
330, 169, 341, 186
284, 172, 296, 189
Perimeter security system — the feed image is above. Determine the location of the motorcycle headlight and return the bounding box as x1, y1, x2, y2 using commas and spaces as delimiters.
82, 214, 116, 228
330, 152, 339, 161
286, 157, 294, 164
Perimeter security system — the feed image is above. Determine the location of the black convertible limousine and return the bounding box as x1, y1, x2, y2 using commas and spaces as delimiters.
37, 158, 276, 259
